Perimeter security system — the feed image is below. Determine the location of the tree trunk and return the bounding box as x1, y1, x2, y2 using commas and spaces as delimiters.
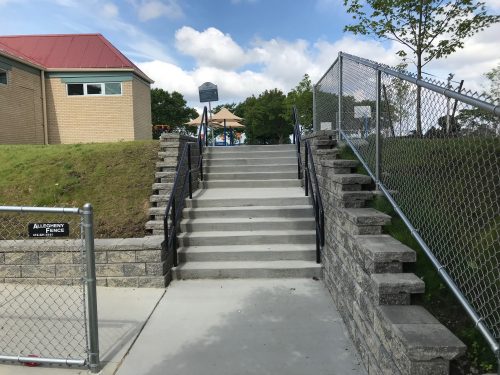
416, 54, 423, 137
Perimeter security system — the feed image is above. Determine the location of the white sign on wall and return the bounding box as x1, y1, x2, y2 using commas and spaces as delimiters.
320, 122, 332, 130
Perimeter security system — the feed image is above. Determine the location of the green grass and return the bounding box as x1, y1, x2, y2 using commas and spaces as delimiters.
340, 143, 498, 374
0, 141, 159, 238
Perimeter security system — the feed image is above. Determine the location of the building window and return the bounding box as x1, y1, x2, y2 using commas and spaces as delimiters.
67, 82, 122, 96
0, 70, 7, 85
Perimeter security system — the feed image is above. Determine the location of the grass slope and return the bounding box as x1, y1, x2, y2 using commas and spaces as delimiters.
0, 141, 159, 238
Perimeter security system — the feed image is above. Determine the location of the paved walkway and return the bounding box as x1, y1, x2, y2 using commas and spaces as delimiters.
116, 279, 365, 375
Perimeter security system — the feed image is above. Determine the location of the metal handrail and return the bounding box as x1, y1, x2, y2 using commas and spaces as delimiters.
293, 106, 324, 263
164, 107, 208, 266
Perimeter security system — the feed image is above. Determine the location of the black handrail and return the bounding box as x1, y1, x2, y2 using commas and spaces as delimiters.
292, 106, 324, 263
164, 107, 208, 266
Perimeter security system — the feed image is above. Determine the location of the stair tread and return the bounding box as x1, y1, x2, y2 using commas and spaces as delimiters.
184, 205, 313, 212
177, 229, 316, 238
175, 260, 321, 270
180, 217, 315, 224
178, 244, 316, 253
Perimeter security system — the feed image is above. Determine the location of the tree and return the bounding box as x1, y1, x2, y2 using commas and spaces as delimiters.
484, 63, 500, 101
343, 0, 499, 136
151, 88, 198, 137
240, 89, 292, 144
286, 74, 313, 131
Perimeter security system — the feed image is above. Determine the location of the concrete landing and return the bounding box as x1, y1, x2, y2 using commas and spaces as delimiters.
116, 279, 366, 375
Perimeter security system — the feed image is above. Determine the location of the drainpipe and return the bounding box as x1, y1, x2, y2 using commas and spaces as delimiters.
40, 70, 49, 145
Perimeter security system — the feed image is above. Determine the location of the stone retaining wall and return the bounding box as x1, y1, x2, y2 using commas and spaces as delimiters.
302, 130, 466, 374
0, 236, 166, 287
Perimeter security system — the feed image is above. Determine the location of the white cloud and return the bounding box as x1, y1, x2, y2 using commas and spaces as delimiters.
175, 27, 247, 70
102, 2, 119, 18
138, 25, 499, 108
137, 0, 183, 21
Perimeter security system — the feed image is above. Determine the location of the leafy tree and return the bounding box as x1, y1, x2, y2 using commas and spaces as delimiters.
151, 88, 198, 138
287, 74, 313, 131
343, 0, 499, 136
484, 63, 500, 101
240, 89, 292, 144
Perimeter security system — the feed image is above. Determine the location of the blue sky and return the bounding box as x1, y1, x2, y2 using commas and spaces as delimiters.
1, 0, 499, 110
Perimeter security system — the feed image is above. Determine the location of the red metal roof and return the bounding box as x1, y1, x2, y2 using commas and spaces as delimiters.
0, 33, 152, 82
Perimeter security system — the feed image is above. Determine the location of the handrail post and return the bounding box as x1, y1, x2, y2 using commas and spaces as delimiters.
338, 52, 343, 138
187, 143, 192, 199
172, 197, 177, 267
305, 142, 309, 197
82, 203, 100, 373
375, 69, 382, 185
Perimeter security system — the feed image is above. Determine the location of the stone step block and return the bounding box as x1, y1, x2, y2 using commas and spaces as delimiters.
355, 235, 416, 273
207, 144, 296, 152
371, 273, 425, 305
375, 305, 466, 372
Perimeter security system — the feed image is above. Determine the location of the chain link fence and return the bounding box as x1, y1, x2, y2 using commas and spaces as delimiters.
0, 205, 99, 371
314, 52, 500, 357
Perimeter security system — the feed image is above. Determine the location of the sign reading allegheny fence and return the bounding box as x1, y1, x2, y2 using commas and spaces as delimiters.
199, 82, 218, 103
28, 223, 70, 238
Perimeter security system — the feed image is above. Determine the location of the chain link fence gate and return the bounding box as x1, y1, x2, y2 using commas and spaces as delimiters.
0, 204, 99, 372
314, 52, 500, 368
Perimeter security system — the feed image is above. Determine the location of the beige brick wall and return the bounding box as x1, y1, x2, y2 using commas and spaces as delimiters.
132, 76, 152, 140
0, 65, 44, 144
45, 78, 135, 144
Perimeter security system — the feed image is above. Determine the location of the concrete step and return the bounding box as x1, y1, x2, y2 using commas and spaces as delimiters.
173, 260, 321, 279
204, 164, 298, 173
205, 172, 297, 181
205, 150, 295, 159
178, 244, 316, 262
202, 179, 301, 188
179, 217, 315, 232
177, 230, 316, 246
183, 205, 314, 219
208, 145, 296, 153
185, 196, 311, 208
205, 157, 297, 166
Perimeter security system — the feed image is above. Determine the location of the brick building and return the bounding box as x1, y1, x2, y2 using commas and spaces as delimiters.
0, 33, 153, 144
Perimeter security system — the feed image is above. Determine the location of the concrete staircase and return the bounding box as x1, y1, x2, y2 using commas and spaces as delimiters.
173, 144, 322, 279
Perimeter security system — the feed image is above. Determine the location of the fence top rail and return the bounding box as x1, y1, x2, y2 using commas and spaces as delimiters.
0, 206, 80, 214
333, 52, 500, 116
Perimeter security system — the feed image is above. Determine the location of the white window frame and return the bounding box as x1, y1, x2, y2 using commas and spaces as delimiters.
0, 69, 8, 86
67, 82, 122, 96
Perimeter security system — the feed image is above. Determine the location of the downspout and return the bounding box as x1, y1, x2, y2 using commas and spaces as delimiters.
40, 70, 49, 145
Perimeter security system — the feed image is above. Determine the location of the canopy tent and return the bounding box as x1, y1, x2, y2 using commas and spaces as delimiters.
211, 107, 244, 146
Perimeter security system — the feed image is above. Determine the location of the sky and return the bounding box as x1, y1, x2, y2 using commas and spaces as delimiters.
1, 0, 499, 111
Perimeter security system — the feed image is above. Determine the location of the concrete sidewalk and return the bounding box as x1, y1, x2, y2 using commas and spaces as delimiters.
116, 279, 366, 375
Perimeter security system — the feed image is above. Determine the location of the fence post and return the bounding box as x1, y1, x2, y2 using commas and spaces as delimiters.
312, 84, 317, 131
82, 203, 100, 373
375, 69, 382, 185
338, 53, 343, 139
187, 143, 192, 199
